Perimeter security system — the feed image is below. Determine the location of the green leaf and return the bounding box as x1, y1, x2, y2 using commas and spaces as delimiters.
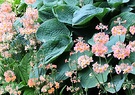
38, 5, 54, 21
36, 18, 70, 42
127, 52, 135, 63
64, 0, 78, 6
17, 53, 32, 83
31, 0, 43, 9
105, 75, 126, 93
43, 0, 58, 6
53, 5, 79, 24
23, 88, 35, 95
37, 35, 72, 64
106, 35, 125, 53
55, 53, 70, 81
107, 0, 130, 8
29, 63, 46, 78
79, 67, 109, 88
72, 4, 107, 26
109, 12, 135, 30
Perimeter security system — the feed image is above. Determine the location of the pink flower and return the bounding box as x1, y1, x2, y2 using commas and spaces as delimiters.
92, 43, 108, 57
93, 32, 109, 44
74, 37, 90, 53
24, 0, 36, 4
115, 63, 133, 74
92, 62, 109, 73
112, 41, 130, 59
127, 41, 135, 52
0, 2, 12, 12
111, 25, 127, 35
129, 25, 135, 35
95, 23, 108, 31
4, 70, 16, 82
77, 55, 93, 69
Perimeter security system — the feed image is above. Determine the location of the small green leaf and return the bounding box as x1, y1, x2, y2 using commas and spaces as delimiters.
53, 5, 79, 24
105, 75, 126, 93
23, 88, 35, 95
36, 18, 70, 42
17, 53, 32, 83
37, 35, 72, 64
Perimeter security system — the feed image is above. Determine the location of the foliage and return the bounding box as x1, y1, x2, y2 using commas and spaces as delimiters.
1, 0, 135, 95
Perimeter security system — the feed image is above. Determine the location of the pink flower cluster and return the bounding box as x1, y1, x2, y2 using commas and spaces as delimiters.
92, 62, 109, 73
129, 25, 135, 35
111, 25, 127, 35
74, 37, 90, 53
93, 32, 109, 44
24, 0, 36, 4
112, 41, 130, 59
77, 55, 93, 69
19, 7, 39, 35
115, 63, 133, 74
128, 41, 135, 52
0, 2, 16, 58
95, 23, 108, 31
4, 70, 16, 82
92, 43, 108, 57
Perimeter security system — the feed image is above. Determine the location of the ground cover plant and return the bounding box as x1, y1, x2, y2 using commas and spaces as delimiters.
1, 0, 135, 95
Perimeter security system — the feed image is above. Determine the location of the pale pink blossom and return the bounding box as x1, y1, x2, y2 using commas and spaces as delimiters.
129, 25, 135, 35
111, 25, 127, 35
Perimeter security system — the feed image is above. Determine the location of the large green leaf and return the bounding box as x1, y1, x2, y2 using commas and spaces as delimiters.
64, 0, 78, 6
72, 4, 107, 25
109, 12, 135, 31
53, 5, 79, 24
105, 75, 126, 93
79, 67, 109, 88
107, 0, 130, 8
37, 35, 72, 64
36, 18, 70, 42
17, 53, 32, 83
43, 0, 58, 6
55, 53, 70, 81
38, 5, 54, 21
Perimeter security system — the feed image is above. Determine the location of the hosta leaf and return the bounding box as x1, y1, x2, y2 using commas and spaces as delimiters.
79, 67, 109, 88
53, 5, 79, 24
105, 75, 126, 93
107, 0, 130, 8
72, 4, 107, 26
55, 53, 70, 81
31, 0, 43, 9
37, 35, 72, 64
29, 63, 46, 78
64, 0, 78, 6
38, 5, 54, 21
43, 0, 58, 6
36, 18, 70, 42
109, 12, 135, 30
